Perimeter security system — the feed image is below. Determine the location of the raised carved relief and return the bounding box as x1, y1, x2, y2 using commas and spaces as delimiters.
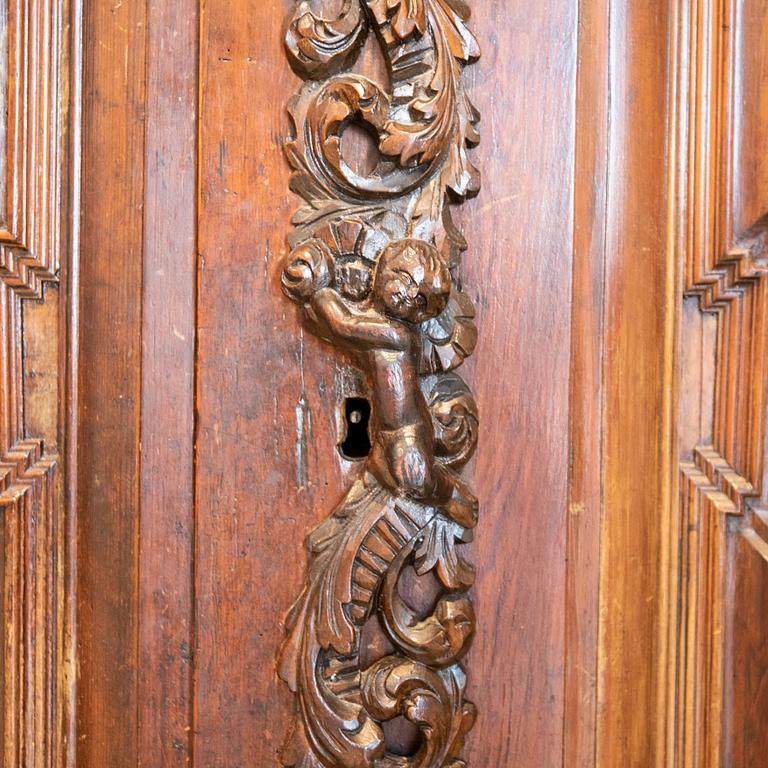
0, 2, 67, 765
277, 2, 481, 765
0, 0, 65, 296
673, 0, 768, 762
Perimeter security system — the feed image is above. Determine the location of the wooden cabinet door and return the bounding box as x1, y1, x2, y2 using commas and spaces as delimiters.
2, 0, 767, 766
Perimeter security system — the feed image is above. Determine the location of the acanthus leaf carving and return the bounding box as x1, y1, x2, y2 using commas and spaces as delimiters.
277, 1, 481, 766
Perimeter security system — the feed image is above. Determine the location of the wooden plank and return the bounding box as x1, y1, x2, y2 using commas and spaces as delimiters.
193, 2, 348, 763
75, 0, 147, 764
457, 0, 577, 764
564, 0, 610, 763
137, 0, 198, 764
597, 2, 675, 765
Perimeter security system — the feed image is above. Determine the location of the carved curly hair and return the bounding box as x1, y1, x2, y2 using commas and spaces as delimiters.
374, 238, 452, 324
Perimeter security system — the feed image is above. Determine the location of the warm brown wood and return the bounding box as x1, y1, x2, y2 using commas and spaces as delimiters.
276, 5, 480, 764
137, 0, 198, 764
725, 523, 768, 767
596, 3, 678, 766
76, 0, 146, 764
194, 4, 318, 764
564, 0, 609, 763
4, 0, 767, 766
0, 0, 72, 765
672, 0, 768, 766
458, 1, 578, 764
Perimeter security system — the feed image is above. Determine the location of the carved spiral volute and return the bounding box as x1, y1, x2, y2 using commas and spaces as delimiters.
277, 2, 481, 766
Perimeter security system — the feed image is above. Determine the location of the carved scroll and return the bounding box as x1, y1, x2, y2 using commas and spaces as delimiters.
277, 2, 481, 766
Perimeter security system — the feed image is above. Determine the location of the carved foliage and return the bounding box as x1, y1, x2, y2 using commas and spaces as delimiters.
278, 2, 481, 766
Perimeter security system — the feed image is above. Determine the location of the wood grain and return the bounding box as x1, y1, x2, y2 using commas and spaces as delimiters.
564, 0, 609, 763
193, 3, 331, 764
0, 0, 65, 296
725, 523, 768, 767
54, 1, 768, 766
458, 0, 577, 764
76, 0, 147, 764
137, 0, 198, 764
0, 1, 70, 766
672, 0, 768, 765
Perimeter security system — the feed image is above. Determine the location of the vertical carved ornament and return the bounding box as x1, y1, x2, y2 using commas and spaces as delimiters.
277, 1, 481, 766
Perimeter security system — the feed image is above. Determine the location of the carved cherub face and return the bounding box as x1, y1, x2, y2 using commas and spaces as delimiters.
373, 239, 451, 324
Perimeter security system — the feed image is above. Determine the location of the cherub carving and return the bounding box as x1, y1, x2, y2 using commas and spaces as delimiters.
282, 237, 478, 529
278, 1, 481, 762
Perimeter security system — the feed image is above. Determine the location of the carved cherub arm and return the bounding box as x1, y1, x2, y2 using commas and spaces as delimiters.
309, 288, 409, 350
432, 463, 479, 530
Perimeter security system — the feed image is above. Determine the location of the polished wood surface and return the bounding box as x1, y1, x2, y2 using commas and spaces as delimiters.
0, 0, 766, 766
674, 1, 768, 766
275, 5, 482, 762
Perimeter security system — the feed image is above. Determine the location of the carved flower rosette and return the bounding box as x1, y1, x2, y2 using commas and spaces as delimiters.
277, 2, 481, 766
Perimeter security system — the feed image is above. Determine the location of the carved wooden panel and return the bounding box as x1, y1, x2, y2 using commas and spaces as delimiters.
673, 0, 768, 763
0, 0, 64, 296
185, 0, 576, 765
276, 3, 480, 765
0, 0, 68, 765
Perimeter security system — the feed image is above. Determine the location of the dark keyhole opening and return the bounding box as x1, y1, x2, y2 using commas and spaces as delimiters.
340, 398, 372, 460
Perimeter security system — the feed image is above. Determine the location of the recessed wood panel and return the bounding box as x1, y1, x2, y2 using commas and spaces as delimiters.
673, 0, 768, 764
0, 2, 69, 766
732, 0, 768, 241
725, 523, 768, 767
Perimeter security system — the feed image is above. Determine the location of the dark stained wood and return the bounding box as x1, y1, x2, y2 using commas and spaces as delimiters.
276, 3, 481, 759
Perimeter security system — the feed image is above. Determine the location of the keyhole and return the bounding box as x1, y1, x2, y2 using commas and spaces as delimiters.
340, 398, 372, 460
